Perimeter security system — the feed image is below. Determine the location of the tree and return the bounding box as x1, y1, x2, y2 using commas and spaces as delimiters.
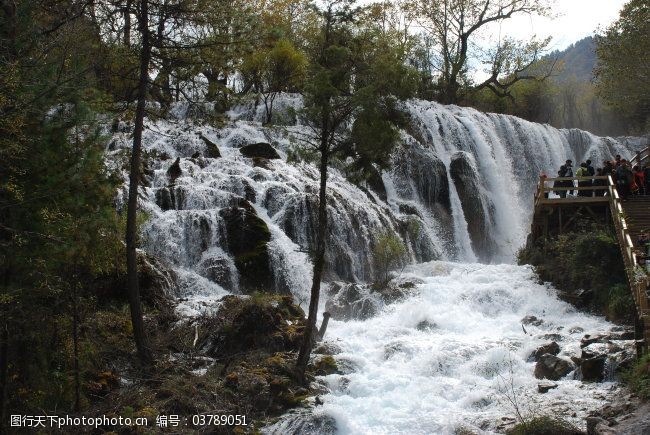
294, 0, 417, 375
595, 0, 650, 133
241, 38, 308, 123
373, 231, 408, 287
406, 0, 550, 104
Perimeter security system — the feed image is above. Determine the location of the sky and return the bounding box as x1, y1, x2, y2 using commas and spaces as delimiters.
488, 0, 628, 51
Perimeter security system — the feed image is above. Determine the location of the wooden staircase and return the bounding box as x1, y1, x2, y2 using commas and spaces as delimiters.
531, 145, 650, 353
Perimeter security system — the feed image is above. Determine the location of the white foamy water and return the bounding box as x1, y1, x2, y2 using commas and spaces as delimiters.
266, 262, 626, 434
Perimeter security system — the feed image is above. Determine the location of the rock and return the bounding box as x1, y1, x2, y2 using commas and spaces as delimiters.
167, 157, 182, 184
325, 282, 380, 321
240, 142, 280, 159
197, 294, 305, 356
199, 133, 221, 158
313, 342, 342, 355
534, 354, 574, 380
538, 382, 558, 393
311, 355, 340, 376
219, 198, 274, 293
198, 254, 236, 290
569, 326, 585, 334
416, 320, 437, 331
587, 417, 609, 435
155, 186, 185, 211
522, 315, 544, 326
530, 342, 561, 361
581, 334, 609, 348
539, 333, 563, 341
365, 166, 387, 201
449, 151, 497, 262
581, 357, 606, 382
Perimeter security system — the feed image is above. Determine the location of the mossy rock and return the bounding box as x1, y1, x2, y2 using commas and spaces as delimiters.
311, 355, 340, 376
219, 198, 276, 293
506, 416, 582, 435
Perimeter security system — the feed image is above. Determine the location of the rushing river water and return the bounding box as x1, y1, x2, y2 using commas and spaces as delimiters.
265, 262, 629, 434
107, 96, 644, 434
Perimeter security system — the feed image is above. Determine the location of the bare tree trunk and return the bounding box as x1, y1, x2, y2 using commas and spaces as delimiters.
72, 273, 80, 412
0, 323, 8, 429
296, 136, 329, 376
125, 0, 153, 367
123, 0, 132, 47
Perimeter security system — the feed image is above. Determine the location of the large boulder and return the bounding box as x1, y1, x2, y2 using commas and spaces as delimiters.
530, 342, 561, 362
581, 357, 607, 382
534, 354, 574, 380
325, 283, 380, 321
197, 294, 305, 356
219, 198, 275, 293
199, 133, 221, 158
167, 157, 182, 184
240, 142, 281, 159
155, 186, 185, 211
449, 151, 496, 262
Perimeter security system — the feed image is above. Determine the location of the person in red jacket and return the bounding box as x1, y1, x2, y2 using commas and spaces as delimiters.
633, 165, 646, 196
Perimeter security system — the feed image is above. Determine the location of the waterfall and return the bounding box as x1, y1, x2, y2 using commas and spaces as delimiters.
107, 95, 638, 305
107, 96, 643, 433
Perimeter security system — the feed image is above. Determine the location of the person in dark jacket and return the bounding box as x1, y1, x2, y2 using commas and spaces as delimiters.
563, 160, 574, 196
586, 159, 595, 176
616, 162, 633, 200
554, 166, 567, 198
593, 168, 608, 196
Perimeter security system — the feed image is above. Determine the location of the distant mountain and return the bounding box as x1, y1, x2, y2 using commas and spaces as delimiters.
547, 36, 597, 84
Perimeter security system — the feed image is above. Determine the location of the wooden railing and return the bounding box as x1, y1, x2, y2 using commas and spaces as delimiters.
631, 146, 650, 168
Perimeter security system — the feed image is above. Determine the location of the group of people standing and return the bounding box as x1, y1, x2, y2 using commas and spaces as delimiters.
551, 155, 650, 200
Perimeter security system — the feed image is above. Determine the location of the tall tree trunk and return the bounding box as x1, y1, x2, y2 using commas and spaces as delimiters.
125, 0, 153, 366
0, 322, 8, 430
296, 136, 329, 376
71, 267, 80, 412
123, 0, 132, 47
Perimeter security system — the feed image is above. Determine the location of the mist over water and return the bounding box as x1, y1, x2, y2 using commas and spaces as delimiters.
108, 96, 639, 433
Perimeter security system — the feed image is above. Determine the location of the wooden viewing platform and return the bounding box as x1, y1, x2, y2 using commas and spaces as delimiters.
531, 147, 650, 353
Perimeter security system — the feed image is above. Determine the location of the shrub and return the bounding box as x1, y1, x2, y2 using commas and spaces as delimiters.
624, 353, 650, 400
373, 231, 408, 286
506, 416, 582, 435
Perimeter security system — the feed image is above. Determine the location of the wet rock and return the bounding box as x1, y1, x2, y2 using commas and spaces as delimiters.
240, 142, 280, 159
313, 342, 342, 355
449, 151, 497, 262
416, 320, 437, 331
539, 333, 563, 341
586, 416, 609, 434
581, 357, 606, 382
530, 342, 561, 361
534, 354, 574, 380
398, 203, 421, 216
199, 133, 221, 158
569, 326, 585, 334
325, 282, 380, 321
219, 198, 275, 293
155, 186, 184, 211
522, 315, 544, 326
365, 166, 387, 201
311, 355, 340, 376
167, 157, 182, 184
198, 254, 236, 290
538, 382, 558, 393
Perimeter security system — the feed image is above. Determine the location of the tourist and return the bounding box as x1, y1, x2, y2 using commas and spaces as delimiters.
575, 162, 592, 197
586, 159, 595, 176
563, 160, 574, 196
615, 155, 622, 167
616, 161, 633, 200
554, 166, 567, 198
634, 165, 646, 196
593, 168, 607, 196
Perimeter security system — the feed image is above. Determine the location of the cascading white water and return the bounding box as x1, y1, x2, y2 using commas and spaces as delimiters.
107, 95, 643, 433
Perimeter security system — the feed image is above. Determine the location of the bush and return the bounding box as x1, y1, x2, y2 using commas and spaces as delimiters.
517, 226, 633, 322
506, 416, 582, 435
624, 353, 650, 400
373, 231, 408, 286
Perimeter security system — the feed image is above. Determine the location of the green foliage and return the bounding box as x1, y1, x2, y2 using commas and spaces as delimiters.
518, 227, 633, 322
595, 0, 650, 133
623, 353, 650, 400
373, 231, 408, 286
506, 415, 581, 435
241, 38, 308, 123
